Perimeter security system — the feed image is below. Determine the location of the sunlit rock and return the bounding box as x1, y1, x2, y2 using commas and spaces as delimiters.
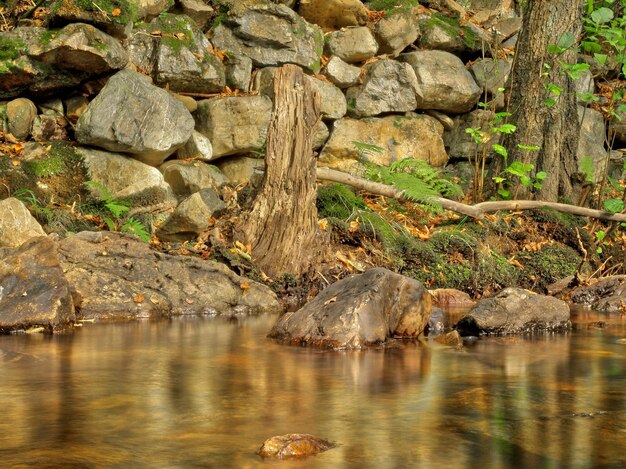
160, 160, 227, 198
297, 0, 368, 31
269, 268, 431, 349
258, 434, 334, 459
455, 288, 571, 335
0, 198, 46, 249
324, 26, 378, 63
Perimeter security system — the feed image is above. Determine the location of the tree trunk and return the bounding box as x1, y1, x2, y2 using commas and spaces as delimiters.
237, 64, 322, 278
500, 0, 582, 202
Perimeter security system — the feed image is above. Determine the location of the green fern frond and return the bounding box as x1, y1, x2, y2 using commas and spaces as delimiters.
352, 141, 385, 159
122, 217, 151, 242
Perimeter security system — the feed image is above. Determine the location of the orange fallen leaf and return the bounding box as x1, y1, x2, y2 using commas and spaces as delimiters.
133, 295, 144, 303
185, 298, 195, 304
240, 281, 250, 290
111, 8, 121, 16
318, 218, 329, 230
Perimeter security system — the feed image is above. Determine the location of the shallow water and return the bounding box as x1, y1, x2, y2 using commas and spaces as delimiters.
1, 310, 625, 468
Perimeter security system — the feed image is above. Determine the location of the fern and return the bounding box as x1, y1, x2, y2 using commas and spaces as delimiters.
122, 217, 151, 242
84, 181, 130, 218
352, 141, 385, 160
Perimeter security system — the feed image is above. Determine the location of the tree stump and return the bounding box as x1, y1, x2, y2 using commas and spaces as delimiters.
237, 64, 322, 277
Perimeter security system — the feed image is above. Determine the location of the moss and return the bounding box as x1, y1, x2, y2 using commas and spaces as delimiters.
424, 13, 477, 49
476, 251, 521, 290
529, 207, 579, 228
38, 30, 60, 47
317, 183, 367, 219
23, 156, 65, 177
429, 228, 478, 257
518, 244, 581, 288
0, 36, 26, 61
365, 0, 419, 14
73, 0, 139, 24
152, 14, 197, 54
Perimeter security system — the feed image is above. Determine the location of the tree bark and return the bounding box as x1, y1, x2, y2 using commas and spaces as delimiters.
237, 64, 322, 277
500, 0, 582, 202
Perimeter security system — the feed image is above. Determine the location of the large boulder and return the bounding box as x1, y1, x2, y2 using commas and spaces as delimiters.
211, 4, 324, 73
297, 0, 368, 31
455, 288, 571, 335
75, 69, 195, 166
324, 26, 378, 63
319, 114, 448, 172
268, 268, 431, 349
34, 23, 128, 75
345, 59, 420, 117
0, 237, 75, 333
0, 198, 46, 249
194, 96, 273, 158
78, 147, 178, 207
400, 50, 481, 113
57, 231, 281, 319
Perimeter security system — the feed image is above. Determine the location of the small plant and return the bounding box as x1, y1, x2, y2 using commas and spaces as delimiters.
83, 181, 151, 242
12, 188, 53, 223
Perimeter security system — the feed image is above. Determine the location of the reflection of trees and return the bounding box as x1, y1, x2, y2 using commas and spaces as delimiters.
0, 317, 625, 467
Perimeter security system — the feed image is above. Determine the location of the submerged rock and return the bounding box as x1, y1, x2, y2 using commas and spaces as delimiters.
268, 268, 431, 349
0, 237, 75, 333
57, 231, 280, 320
455, 288, 571, 335
258, 434, 334, 459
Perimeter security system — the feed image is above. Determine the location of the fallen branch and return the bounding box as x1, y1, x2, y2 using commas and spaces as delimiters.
316, 167, 626, 223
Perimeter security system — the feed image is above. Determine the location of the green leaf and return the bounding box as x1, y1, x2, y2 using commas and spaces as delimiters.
535, 171, 547, 180
604, 198, 625, 213
493, 176, 507, 183
122, 217, 151, 242
497, 188, 511, 199
594, 53, 608, 64
580, 155, 595, 183
557, 31, 576, 49
493, 123, 517, 134
492, 144, 508, 159
596, 230, 606, 242
506, 161, 534, 176
591, 7, 614, 24
544, 97, 557, 107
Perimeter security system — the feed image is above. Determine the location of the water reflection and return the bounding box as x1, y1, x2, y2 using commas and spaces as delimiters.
0, 314, 625, 468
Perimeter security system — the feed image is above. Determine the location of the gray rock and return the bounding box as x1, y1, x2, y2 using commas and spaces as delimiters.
401, 50, 481, 113
444, 109, 497, 159
346, 59, 419, 117
137, 0, 173, 19
319, 114, 448, 172
418, 13, 484, 53
577, 106, 608, 182
313, 120, 330, 150
211, 4, 324, 73
152, 14, 226, 93
470, 57, 511, 108
34, 23, 128, 75
180, 0, 215, 30
493, 16, 522, 41
58, 231, 280, 318
324, 26, 378, 63
78, 147, 177, 207
0, 237, 75, 333
373, 7, 420, 57
176, 130, 214, 161
571, 276, 626, 312
6, 98, 37, 139
159, 160, 227, 197
0, 198, 46, 249
38, 98, 64, 116
194, 96, 272, 157
157, 188, 227, 242
249, 66, 278, 98
455, 287, 571, 335
575, 68, 595, 105
425, 109, 454, 131
75, 69, 195, 166
216, 156, 265, 185
323, 56, 361, 88
297, 0, 368, 31
225, 52, 253, 91
126, 26, 158, 75
269, 268, 431, 349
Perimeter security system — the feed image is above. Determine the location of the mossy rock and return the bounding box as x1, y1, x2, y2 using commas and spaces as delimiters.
518, 244, 582, 290
51, 0, 140, 25
422, 13, 477, 49
429, 228, 478, 257
365, 0, 419, 14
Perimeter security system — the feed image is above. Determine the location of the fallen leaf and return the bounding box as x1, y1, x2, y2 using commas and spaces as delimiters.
240, 281, 250, 290
348, 220, 360, 233
111, 8, 121, 16
185, 298, 195, 304
318, 218, 329, 230
133, 295, 144, 303
324, 296, 337, 305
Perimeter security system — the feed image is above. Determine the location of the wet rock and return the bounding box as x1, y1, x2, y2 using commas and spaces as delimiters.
180, 0, 215, 30
6, 98, 37, 139
570, 276, 626, 313
298, 0, 368, 31
0, 198, 46, 249
346, 59, 419, 117
323, 56, 361, 89
151, 14, 226, 94
578, 106, 608, 181
224, 52, 253, 91
211, 4, 324, 73
160, 160, 227, 197
401, 50, 481, 113
194, 96, 272, 158
455, 288, 571, 335
427, 307, 445, 336
216, 156, 264, 185
157, 188, 227, 242
324, 26, 378, 63
57, 231, 280, 319
258, 434, 334, 459
0, 237, 75, 333
269, 268, 431, 349
430, 288, 476, 308
176, 130, 214, 161
78, 147, 177, 207
319, 114, 447, 172
444, 109, 497, 159
34, 23, 128, 75
434, 330, 463, 347
75, 69, 195, 166
373, 7, 420, 57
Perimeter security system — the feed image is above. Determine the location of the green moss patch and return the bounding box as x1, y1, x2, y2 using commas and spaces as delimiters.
423, 13, 477, 49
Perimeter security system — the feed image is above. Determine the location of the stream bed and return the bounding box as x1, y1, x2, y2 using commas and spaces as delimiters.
1, 309, 625, 468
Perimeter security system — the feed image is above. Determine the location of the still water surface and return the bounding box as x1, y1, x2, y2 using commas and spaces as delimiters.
1, 311, 625, 468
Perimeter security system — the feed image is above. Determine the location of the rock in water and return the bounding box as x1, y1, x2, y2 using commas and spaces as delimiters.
455, 287, 570, 335
75, 69, 194, 166
258, 434, 334, 459
269, 268, 431, 349
0, 237, 75, 333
